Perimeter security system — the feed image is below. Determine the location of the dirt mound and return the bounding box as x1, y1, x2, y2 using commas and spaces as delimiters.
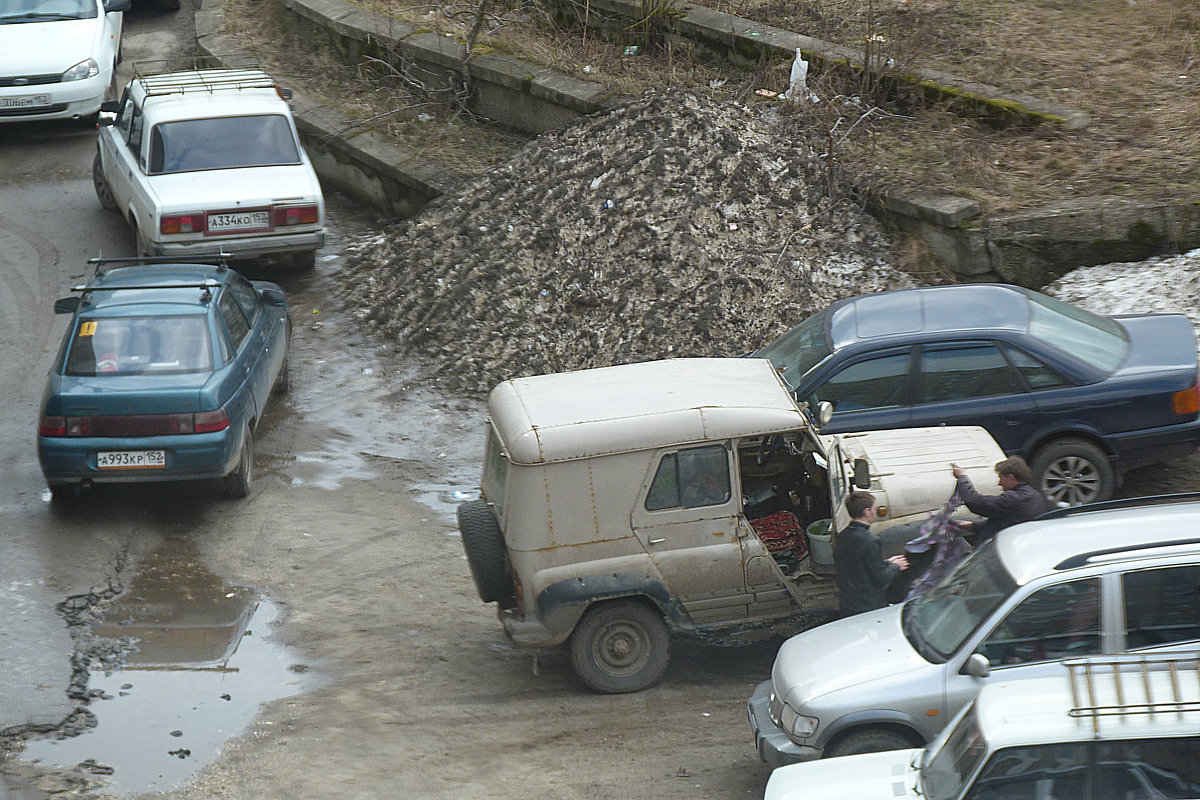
343, 88, 915, 395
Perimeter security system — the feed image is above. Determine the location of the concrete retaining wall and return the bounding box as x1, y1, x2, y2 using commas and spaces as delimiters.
199, 0, 1200, 287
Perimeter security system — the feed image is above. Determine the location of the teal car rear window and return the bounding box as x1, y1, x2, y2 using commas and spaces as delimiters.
65, 315, 212, 376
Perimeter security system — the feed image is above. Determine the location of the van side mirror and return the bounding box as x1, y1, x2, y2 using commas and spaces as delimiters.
816, 401, 833, 426
852, 458, 871, 489
100, 101, 120, 113
54, 297, 80, 314
961, 653, 991, 678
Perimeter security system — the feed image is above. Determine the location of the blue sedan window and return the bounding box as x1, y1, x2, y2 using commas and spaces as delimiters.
65, 316, 212, 376
1026, 292, 1129, 374
809, 352, 909, 412
920, 345, 1023, 403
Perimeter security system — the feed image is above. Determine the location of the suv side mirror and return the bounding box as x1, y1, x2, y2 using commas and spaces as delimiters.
961, 653, 991, 678
852, 458, 871, 489
100, 101, 120, 114
54, 297, 80, 314
103, 0, 131, 11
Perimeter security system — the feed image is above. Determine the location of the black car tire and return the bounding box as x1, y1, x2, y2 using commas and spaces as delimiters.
456, 499, 514, 605
93, 151, 117, 211
158, 0, 181, 10
48, 483, 79, 503
569, 600, 670, 694
1030, 437, 1114, 506
825, 728, 917, 758
224, 431, 253, 498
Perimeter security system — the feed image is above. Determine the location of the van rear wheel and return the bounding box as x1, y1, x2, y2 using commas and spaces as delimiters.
456, 500, 514, 606
569, 600, 669, 694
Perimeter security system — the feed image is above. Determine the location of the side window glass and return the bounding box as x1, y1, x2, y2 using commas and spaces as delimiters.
965, 744, 1089, 800
978, 578, 1100, 666
1002, 345, 1071, 390
1093, 738, 1200, 800
217, 290, 251, 353
920, 344, 1023, 403
227, 275, 262, 326
808, 352, 908, 413
1123, 566, 1200, 649
116, 95, 135, 141
645, 445, 731, 511
127, 105, 145, 165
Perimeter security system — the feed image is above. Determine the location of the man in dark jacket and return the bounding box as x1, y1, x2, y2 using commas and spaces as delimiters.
834, 490, 909, 616
952, 456, 1053, 543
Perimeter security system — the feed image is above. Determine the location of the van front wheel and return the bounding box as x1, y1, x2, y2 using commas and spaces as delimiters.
569, 601, 669, 694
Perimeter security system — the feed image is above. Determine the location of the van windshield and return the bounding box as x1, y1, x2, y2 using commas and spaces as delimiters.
902, 540, 1017, 662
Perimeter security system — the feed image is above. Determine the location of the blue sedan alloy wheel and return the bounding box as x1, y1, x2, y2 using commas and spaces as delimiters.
1030, 438, 1115, 506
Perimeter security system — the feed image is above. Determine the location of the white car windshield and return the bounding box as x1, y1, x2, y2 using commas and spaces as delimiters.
0, 0, 97, 21
149, 115, 302, 174
902, 540, 1017, 661
921, 701, 988, 800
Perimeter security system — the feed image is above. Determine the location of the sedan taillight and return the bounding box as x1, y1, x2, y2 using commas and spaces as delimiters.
272, 205, 319, 227
38, 409, 228, 437
161, 213, 207, 235
1174, 382, 1200, 416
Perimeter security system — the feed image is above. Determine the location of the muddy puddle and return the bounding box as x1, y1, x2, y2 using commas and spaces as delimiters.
20, 546, 313, 796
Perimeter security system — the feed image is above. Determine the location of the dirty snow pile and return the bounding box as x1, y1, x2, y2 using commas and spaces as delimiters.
343, 88, 914, 395
1045, 249, 1200, 355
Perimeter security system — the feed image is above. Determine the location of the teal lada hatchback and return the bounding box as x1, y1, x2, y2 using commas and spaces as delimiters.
37, 260, 290, 499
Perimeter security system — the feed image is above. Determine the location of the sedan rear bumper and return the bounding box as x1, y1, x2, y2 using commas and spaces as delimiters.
148, 230, 325, 260
1108, 416, 1200, 474
38, 428, 241, 485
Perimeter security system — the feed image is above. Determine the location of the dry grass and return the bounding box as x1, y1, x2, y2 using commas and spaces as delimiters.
224, 0, 1200, 213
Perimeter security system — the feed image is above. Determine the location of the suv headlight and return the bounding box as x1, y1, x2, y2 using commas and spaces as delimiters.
62, 59, 100, 82
779, 704, 819, 739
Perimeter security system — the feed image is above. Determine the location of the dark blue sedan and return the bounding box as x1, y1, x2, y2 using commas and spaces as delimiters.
753, 284, 1200, 504
37, 261, 290, 499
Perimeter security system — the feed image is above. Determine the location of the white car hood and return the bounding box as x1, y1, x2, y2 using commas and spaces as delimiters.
765, 748, 922, 800
0, 19, 104, 73
148, 165, 322, 213
772, 604, 929, 707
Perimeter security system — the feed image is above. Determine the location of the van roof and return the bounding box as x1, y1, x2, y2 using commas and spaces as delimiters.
974, 654, 1200, 751
995, 500, 1200, 585
487, 358, 807, 465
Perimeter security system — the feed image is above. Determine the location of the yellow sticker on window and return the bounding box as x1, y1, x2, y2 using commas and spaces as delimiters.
79, 321, 97, 337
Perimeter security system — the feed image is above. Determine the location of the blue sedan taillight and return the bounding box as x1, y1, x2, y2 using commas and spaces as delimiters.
38, 409, 229, 437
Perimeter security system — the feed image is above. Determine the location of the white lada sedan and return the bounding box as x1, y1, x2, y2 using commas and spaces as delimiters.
93, 68, 325, 270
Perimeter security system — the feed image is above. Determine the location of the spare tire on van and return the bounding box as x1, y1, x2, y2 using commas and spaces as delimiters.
456, 500, 515, 608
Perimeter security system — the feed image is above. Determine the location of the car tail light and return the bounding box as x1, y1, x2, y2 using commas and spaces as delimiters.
1173, 382, 1200, 416
272, 205, 319, 227
38, 410, 226, 437
160, 213, 206, 235
194, 408, 230, 433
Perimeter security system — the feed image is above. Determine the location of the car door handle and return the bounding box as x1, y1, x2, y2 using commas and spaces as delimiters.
647, 537, 665, 545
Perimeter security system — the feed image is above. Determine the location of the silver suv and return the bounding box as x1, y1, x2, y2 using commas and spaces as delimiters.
749, 495, 1200, 767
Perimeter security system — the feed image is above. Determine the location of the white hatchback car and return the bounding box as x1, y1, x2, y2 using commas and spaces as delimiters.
0, 0, 128, 123
93, 68, 326, 269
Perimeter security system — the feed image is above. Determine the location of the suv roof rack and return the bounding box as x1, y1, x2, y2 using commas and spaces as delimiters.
1063, 653, 1200, 735
1055, 537, 1200, 570
1039, 491, 1200, 521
